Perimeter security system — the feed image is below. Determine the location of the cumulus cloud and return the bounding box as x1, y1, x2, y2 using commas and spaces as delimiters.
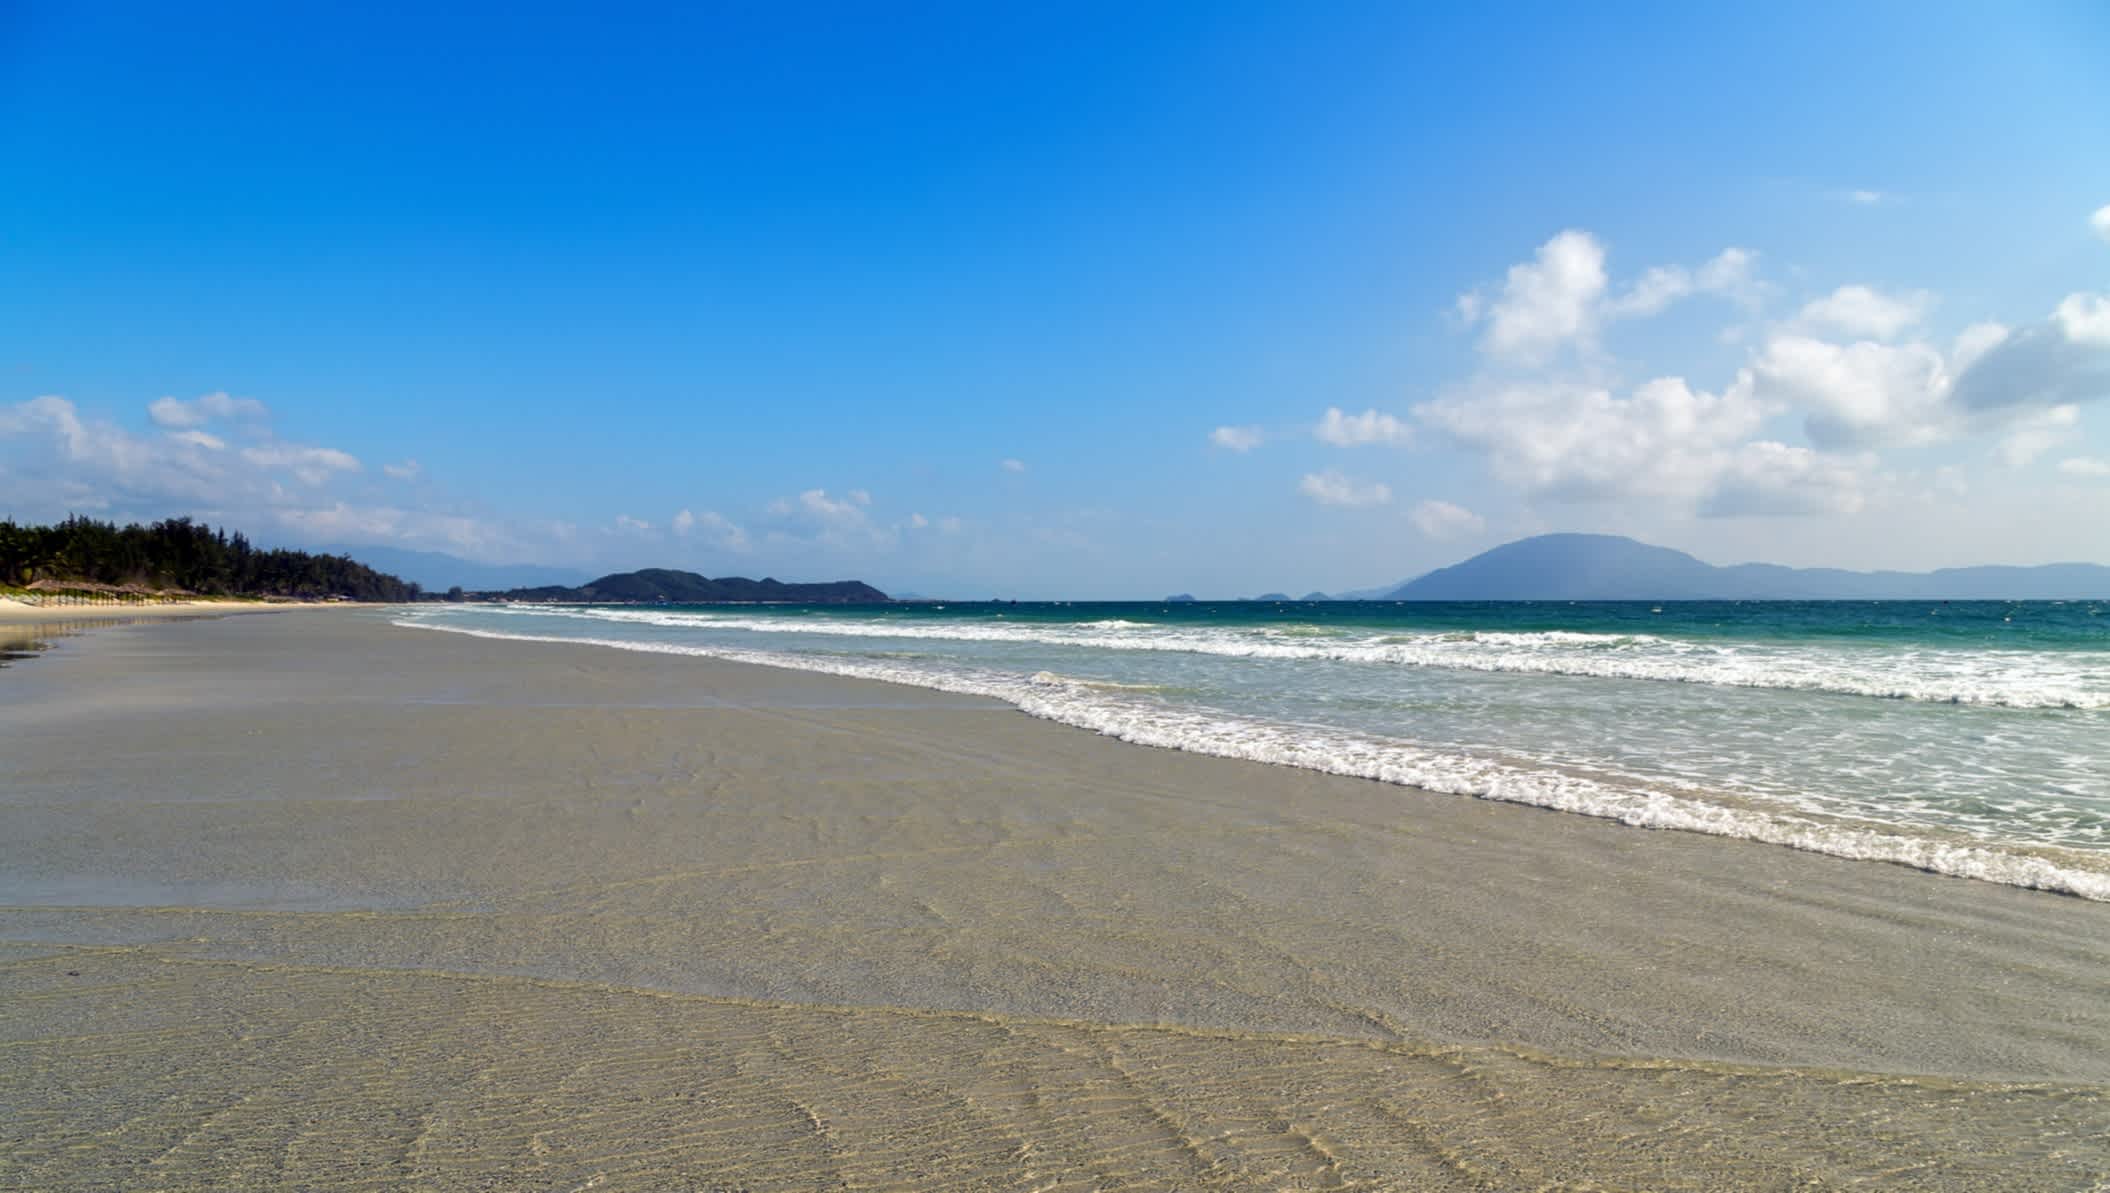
761, 487, 893, 548
1470, 230, 1606, 363
1948, 317, 2110, 414
1209, 425, 1263, 452
1409, 499, 1484, 540
614, 514, 653, 533
1742, 334, 1952, 448
1416, 374, 1863, 516
2054, 293, 2110, 347
671, 507, 749, 550
2093, 203, 2110, 244
1794, 285, 1930, 340
383, 459, 423, 481
1298, 470, 1392, 507
1461, 233, 1760, 364
1313, 407, 1412, 447
1000, 458, 1027, 474
147, 391, 268, 429
2058, 456, 2110, 476
1842, 189, 1887, 206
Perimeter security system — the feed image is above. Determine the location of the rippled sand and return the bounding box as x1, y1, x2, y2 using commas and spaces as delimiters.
2, 613, 2105, 1189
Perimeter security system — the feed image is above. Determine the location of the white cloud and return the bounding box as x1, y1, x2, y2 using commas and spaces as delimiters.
614, 514, 653, 533
761, 488, 891, 548
1000, 458, 1027, 473
1742, 334, 1952, 448
240, 442, 362, 486
2092, 203, 2110, 244
2058, 456, 2110, 476
1844, 189, 1886, 206
1994, 405, 2080, 468
1409, 499, 1484, 540
1603, 249, 1759, 320
2053, 293, 2110, 347
1951, 322, 2010, 375
1313, 407, 1412, 447
1706, 441, 1871, 516
383, 459, 423, 481
1463, 233, 1759, 363
1471, 229, 1607, 363
847, 488, 871, 505
1, 393, 515, 560
1949, 317, 2110, 414
1416, 374, 1863, 515
1298, 470, 1392, 507
1209, 424, 1264, 452
671, 508, 749, 550
147, 391, 268, 429
1794, 285, 1930, 340
904, 512, 929, 529
770, 488, 865, 525
273, 503, 500, 554
938, 516, 963, 533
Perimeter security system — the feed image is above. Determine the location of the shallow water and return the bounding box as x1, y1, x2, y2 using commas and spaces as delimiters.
401, 600, 2110, 899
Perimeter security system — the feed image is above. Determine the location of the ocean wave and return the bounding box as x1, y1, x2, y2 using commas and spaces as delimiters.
465, 605, 2110, 710
393, 615, 2110, 902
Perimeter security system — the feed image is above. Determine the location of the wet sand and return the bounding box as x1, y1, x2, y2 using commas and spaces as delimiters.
2, 612, 2105, 1189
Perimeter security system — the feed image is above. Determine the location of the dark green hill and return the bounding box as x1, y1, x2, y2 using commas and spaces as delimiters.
496, 568, 887, 604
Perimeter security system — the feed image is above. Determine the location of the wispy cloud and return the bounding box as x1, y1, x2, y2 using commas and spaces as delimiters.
1313, 407, 1411, 447
147, 391, 269, 429
1408, 499, 1483, 540
1298, 470, 1391, 507
1209, 425, 1263, 452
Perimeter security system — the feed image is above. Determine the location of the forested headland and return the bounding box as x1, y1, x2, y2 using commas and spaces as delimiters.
0, 516, 421, 602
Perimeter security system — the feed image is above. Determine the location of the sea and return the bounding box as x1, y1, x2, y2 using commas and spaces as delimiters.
396, 599, 2110, 901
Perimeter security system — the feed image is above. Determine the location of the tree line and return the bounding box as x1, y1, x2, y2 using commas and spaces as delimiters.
0, 515, 422, 602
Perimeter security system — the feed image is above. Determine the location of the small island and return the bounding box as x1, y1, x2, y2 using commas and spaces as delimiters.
481, 568, 889, 605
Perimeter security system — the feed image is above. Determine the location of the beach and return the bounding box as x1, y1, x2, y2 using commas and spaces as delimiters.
2, 611, 2106, 1188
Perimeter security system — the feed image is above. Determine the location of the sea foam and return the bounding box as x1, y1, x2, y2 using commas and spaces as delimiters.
464, 604, 2110, 710
395, 614, 2110, 902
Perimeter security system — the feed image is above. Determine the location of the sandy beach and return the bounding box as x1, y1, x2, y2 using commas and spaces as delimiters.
0, 596, 318, 624
2, 612, 2105, 1189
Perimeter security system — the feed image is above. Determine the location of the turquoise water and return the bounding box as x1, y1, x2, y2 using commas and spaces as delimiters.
399, 600, 2110, 899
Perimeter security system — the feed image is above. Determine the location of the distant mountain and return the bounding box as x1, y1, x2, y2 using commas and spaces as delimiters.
1300, 591, 1332, 602
1164, 593, 1198, 603
1248, 592, 1292, 602
1380, 534, 2110, 600
317, 545, 592, 593
493, 568, 888, 604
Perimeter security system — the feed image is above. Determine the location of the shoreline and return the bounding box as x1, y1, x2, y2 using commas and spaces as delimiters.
0, 596, 353, 624
3, 612, 2104, 1188
395, 613, 2110, 903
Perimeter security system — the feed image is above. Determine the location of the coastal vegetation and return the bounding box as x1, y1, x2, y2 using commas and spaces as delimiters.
0, 515, 421, 602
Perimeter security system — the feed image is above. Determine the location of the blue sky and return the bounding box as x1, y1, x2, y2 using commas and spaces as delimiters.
4, 2, 2108, 597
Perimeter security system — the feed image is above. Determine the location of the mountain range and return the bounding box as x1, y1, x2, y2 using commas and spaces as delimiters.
1373, 534, 2110, 601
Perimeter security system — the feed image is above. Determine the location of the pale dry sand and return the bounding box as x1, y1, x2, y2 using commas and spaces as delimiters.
0, 597, 314, 623
1, 613, 2105, 1189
